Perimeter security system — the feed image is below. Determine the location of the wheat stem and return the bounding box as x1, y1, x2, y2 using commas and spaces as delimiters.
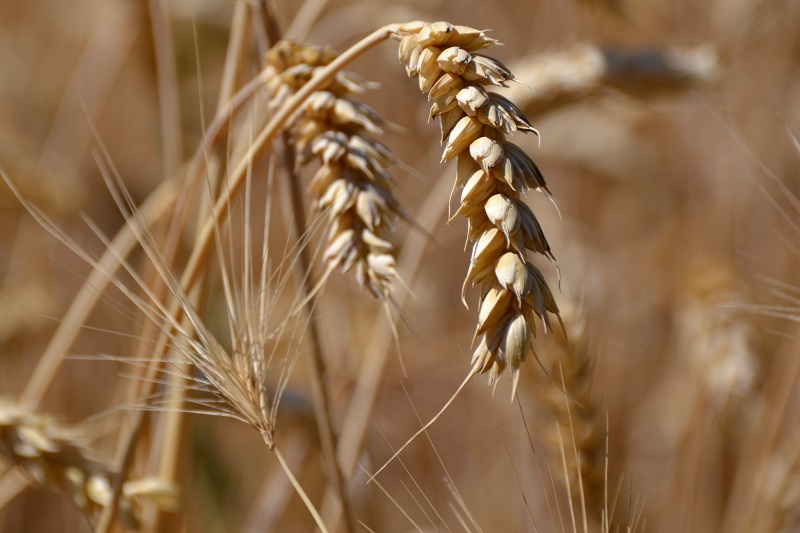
261, 9, 357, 531
274, 445, 330, 533
321, 165, 454, 529
150, 6, 258, 531
146, 0, 183, 177
284, 149, 356, 532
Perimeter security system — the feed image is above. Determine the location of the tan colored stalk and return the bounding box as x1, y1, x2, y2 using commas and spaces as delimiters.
320, 165, 455, 530
395, 21, 562, 396
150, 5, 256, 531
146, 0, 183, 178
287, 0, 332, 40
261, 30, 362, 533
0, 400, 176, 529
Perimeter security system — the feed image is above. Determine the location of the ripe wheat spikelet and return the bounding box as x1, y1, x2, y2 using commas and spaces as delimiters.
265, 40, 401, 300
0, 400, 174, 529
394, 21, 561, 395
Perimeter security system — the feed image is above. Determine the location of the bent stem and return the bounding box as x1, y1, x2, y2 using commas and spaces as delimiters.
320, 166, 454, 529
283, 143, 356, 532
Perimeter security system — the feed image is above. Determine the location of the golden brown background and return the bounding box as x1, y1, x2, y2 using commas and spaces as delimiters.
2, 0, 800, 531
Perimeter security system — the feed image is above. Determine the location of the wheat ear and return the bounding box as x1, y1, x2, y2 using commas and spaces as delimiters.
265, 40, 401, 300
0, 400, 175, 529
535, 301, 606, 517
394, 21, 562, 397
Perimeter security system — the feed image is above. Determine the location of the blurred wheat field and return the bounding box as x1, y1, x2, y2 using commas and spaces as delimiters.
2, 0, 800, 532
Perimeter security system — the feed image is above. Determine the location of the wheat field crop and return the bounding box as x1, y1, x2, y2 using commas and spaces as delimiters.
1, 0, 800, 532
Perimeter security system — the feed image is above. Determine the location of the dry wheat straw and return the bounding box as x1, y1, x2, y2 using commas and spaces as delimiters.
395, 21, 561, 396
265, 40, 401, 300
0, 400, 175, 529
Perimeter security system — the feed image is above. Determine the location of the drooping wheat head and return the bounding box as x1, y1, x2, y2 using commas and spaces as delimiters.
394, 21, 561, 395
265, 40, 401, 300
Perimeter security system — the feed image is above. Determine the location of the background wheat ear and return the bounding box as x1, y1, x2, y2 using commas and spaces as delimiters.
528, 296, 607, 520
264, 40, 402, 302
0, 400, 176, 529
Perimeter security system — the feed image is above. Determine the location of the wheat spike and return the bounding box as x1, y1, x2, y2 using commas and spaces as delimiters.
534, 299, 606, 517
394, 22, 560, 397
677, 262, 758, 408
265, 40, 401, 300
505, 42, 722, 119
0, 400, 176, 529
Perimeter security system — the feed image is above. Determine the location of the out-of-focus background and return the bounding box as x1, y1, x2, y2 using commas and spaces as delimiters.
2, 0, 800, 531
